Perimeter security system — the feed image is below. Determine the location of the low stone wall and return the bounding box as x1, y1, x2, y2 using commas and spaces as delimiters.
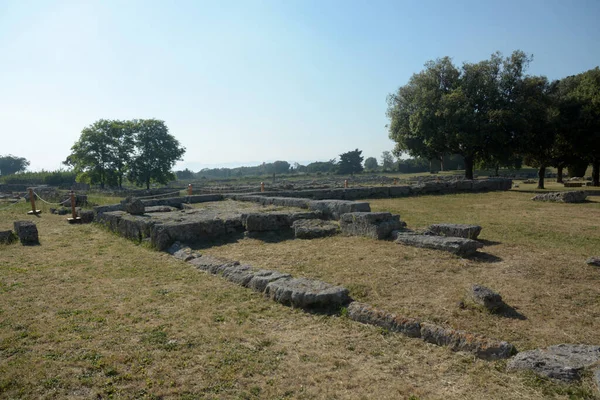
141, 194, 223, 208
235, 178, 512, 200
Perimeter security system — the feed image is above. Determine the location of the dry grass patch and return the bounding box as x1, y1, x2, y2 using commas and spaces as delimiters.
1, 194, 599, 399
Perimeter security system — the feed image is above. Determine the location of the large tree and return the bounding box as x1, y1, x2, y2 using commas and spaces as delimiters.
380, 151, 395, 171
127, 119, 185, 189
387, 51, 531, 179
364, 157, 378, 171
65, 119, 134, 189
574, 67, 600, 186
338, 149, 364, 175
516, 76, 557, 189
0, 155, 30, 175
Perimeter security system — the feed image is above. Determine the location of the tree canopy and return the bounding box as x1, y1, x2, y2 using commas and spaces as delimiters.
0, 155, 30, 175
364, 157, 378, 171
65, 119, 184, 189
127, 119, 186, 190
337, 149, 364, 175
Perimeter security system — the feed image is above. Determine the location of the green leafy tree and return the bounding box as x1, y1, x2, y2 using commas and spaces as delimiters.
380, 151, 395, 171
306, 160, 337, 174
516, 76, 557, 189
338, 149, 364, 175
65, 119, 134, 189
387, 51, 531, 179
127, 119, 186, 189
0, 155, 30, 175
175, 168, 195, 180
364, 157, 378, 171
573, 67, 600, 186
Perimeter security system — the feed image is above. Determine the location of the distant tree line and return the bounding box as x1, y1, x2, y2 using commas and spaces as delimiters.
387, 50, 600, 188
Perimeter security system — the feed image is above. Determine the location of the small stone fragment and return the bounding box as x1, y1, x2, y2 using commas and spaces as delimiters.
586, 257, 600, 267
13, 220, 39, 245
469, 284, 503, 311
428, 223, 482, 240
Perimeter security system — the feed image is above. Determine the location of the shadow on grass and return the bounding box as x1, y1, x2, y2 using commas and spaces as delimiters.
468, 251, 502, 263
496, 303, 527, 320
478, 239, 502, 246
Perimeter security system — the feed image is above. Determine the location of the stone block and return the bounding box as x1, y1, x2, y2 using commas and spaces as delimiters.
394, 233, 483, 257
347, 302, 421, 338
420, 322, 515, 360
339, 212, 403, 240
246, 270, 292, 292
0, 230, 16, 244
264, 277, 350, 309
126, 199, 145, 215
428, 223, 482, 240
531, 191, 587, 203
469, 284, 503, 311
292, 219, 339, 239
507, 344, 600, 382
307, 200, 370, 220
13, 220, 39, 245
78, 210, 95, 223
388, 185, 411, 197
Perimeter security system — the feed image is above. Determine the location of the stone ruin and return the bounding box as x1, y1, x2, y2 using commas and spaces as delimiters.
531, 191, 587, 203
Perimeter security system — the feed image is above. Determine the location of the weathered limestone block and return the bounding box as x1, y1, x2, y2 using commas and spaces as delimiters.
531, 191, 587, 203
126, 199, 145, 215
78, 210, 95, 223
220, 264, 255, 286
94, 204, 124, 214
145, 206, 178, 213
347, 302, 421, 338
394, 233, 483, 256
0, 230, 16, 244
469, 284, 503, 311
243, 213, 292, 232
189, 254, 240, 275
428, 223, 482, 240
420, 322, 515, 360
388, 185, 411, 197
13, 220, 39, 245
166, 241, 200, 262
586, 256, 600, 267
339, 212, 404, 240
508, 344, 600, 382
264, 277, 350, 309
246, 270, 292, 292
292, 219, 339, 239
151, 217, 243, 250
307, 200, 370, 220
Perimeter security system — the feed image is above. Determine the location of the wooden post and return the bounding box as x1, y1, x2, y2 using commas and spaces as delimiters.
393, 178, 398, 185
187, 184, 193, 196
27, 188, 41, 215
67, 191, 81, 223
344, 179, 348, 188
260, 182, 265, 192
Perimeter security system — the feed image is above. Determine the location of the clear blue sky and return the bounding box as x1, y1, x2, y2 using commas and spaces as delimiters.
1, 0, 599, 172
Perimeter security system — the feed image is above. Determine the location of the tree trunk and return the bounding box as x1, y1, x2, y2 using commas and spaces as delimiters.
495, 165, 499, 177
537, 166, 546, 189
557, 166, 564, 183
118, 175, 123, 189
593, 159, 600, 187
440, 156, 444, 172
464, 156, 474, 180
146, 178, 150, 190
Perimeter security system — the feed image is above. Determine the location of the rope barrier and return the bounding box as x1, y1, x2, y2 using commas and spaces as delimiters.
32, 191, 71, 206
133, 190, 182, 200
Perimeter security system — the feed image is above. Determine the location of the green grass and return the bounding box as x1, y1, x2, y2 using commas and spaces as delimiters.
1, 192, 600, 399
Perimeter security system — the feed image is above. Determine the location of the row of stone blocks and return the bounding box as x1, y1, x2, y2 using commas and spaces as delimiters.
237, 178, 513, 201
167, 242, 515, 360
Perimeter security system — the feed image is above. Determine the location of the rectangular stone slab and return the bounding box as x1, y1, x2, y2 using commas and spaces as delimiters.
264, 277, 350, 309
428, 223, 482, 239
394, 233, 483, 256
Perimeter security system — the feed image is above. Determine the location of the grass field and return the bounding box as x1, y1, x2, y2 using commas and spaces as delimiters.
1, 189, 599, 399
